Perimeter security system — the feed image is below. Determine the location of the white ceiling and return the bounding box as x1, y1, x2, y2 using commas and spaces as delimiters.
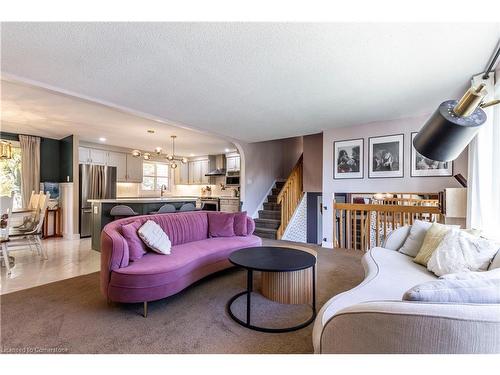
1, 22, 500, 142
0, 80, 235, 156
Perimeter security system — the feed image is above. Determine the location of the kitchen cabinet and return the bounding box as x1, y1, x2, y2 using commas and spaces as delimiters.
189, 161, 202, 184
126, 154, 143, 182
226, 155, 240, 172
78, 146, 107, 165
107, 152, 127, 181
174, 162, 189, 185
201, 159, 210, 184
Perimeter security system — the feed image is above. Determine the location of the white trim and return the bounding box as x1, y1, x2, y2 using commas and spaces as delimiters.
63, 233, 80, 240
322, 241, 334, 249
251, 179, 285, 218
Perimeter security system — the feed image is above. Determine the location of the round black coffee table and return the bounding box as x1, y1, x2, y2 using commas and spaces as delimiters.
227, 246, 316, 333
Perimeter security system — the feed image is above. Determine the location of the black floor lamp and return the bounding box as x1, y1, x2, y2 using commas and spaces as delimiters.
413, 40, 500, 162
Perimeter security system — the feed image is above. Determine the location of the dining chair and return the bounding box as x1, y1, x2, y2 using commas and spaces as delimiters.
110, 205, 139, 219
7, 192, 51, 262
154, 204, 177, 214
0, 194, 14, 273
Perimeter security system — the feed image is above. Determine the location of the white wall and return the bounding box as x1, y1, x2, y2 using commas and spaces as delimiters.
322, 114, 468, 248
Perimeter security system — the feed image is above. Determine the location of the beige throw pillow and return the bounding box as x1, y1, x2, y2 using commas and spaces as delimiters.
413, 223, 458, 266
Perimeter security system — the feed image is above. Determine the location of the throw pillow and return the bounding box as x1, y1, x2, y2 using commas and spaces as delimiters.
403, 278, 500, 304
427, 229, 500, 277
440, 268, 500, 280
398, 220, 432, 257
233, 211, 248, 236
413, 222, 458, 266
208, 212, 235, 237
137, 220, 172, 255
489, 250, 500, 270
121, 221, 148, 261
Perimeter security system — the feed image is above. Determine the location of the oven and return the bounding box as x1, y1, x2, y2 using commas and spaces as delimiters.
201, 197, 219, 211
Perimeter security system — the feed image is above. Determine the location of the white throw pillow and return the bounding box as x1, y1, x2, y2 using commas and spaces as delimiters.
440, 268, 500, 280
398, 220, 432, 257
137, 220, 172, 255
403, 278, 500, 303
490, 250, 500, 270
427, 229, 500, 277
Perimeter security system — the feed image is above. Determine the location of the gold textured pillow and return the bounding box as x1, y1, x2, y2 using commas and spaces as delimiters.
413, 223, 457, 266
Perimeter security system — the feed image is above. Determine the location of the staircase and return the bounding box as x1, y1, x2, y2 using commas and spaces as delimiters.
254, 181, 285, 239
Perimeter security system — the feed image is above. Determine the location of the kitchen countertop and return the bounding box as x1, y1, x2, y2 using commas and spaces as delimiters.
88, 195, 240, 203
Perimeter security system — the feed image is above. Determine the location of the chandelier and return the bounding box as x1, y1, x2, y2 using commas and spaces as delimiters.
132, 135, 187, 169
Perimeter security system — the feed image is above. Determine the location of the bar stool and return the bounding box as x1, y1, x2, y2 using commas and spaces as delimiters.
149, 204, 176, 215
179, 203, 196, 212
110, 205, 139, 220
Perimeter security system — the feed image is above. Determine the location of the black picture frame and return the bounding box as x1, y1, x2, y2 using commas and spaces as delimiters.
333, 138, 364, 180
368, 134, 404, 179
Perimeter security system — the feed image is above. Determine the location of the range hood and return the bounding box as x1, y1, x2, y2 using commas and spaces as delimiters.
205, 154, 226, 176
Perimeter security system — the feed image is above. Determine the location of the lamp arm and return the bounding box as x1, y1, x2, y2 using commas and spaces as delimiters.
480, 99, 500, 109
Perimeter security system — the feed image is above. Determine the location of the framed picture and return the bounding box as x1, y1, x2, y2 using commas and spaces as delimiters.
369, 134, 404, 178
410, 132, 453, 177
333, 138, 364, 179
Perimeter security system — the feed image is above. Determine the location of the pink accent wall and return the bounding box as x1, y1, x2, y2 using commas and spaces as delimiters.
321, 114, 468, 247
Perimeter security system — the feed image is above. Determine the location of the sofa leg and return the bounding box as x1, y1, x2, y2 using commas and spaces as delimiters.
143, 301, 148, 318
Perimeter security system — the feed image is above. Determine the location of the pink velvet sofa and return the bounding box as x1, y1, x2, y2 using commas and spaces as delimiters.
100, 211, 261, 308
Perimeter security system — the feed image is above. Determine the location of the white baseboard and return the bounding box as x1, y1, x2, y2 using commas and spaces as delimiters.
252, 180, 277, 218
322, 241, 334, 249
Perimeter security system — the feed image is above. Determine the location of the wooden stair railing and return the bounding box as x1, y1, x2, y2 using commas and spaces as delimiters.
333, 202, 443, 251
276, 155, 303, 239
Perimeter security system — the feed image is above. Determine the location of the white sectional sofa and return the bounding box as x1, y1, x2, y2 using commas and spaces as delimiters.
312, 226, 500, 354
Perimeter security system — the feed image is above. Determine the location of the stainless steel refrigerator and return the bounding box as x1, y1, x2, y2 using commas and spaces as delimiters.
79, 164, 117, 238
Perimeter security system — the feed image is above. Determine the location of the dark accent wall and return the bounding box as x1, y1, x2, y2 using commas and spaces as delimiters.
306, 192, 322, 244
59, 135, 74, 182
0, 131, 73, 183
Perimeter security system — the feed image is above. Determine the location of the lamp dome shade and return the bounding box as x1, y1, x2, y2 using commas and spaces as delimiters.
413, 100, 486, 162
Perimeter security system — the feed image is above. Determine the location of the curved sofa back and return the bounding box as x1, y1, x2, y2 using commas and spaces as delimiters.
100, 211, 255, 297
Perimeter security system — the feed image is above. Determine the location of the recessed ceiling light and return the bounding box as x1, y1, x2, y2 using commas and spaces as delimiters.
147, 129, 155, 134
225, 148, 230, 152
99, 137, 106, 142
189, 153, 195, 157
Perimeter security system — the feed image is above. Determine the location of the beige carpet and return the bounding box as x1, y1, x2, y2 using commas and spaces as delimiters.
0, 244, 364, 354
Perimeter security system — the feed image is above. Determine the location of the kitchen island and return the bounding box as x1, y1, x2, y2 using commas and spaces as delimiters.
88, 197, 198, 251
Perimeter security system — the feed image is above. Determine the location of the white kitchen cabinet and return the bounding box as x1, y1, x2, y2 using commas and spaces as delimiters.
126, 154, 143, 182
78, 146, 91, 164
201, 159, 210, 184
226, 155, 240, 172
175, 162, 189, 185
107, 152, 127, 181
89, 148, 107, 165
189, 161, 202, 184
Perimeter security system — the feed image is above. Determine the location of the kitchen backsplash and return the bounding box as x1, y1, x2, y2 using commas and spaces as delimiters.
116, 182, 238, 198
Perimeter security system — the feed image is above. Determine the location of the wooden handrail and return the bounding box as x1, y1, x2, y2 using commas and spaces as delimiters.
276, 155, 303, 239
333, 202, 443, 251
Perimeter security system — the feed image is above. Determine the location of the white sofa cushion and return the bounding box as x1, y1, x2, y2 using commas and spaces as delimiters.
137, 220, 172, 255
398, 220, 432, 257
441, 268, 500, 280
427, 229, 500, 277
403, 278, 500, 304
312, 247, 435, 352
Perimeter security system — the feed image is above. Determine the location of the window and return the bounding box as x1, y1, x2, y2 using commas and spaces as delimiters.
141, 162, 170, 191
0, 141, 22, 208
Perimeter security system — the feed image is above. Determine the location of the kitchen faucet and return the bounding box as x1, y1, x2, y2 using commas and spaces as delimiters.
160, 184, 168, 197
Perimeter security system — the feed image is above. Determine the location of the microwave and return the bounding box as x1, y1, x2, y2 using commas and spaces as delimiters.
225, 172, 240, 186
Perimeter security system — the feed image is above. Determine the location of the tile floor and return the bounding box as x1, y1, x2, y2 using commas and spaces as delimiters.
1, 237, 100, 295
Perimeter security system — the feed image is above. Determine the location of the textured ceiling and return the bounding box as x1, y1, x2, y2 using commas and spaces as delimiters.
1, 22, 500, 142
0, 80, 235, 156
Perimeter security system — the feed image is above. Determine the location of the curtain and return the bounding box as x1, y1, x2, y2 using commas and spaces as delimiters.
19, 135, 40, 207
467, 72, 500, 240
